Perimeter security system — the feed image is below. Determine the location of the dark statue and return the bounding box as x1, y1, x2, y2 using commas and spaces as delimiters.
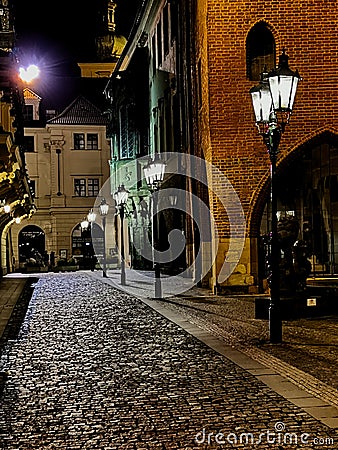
263, 216, 311, 295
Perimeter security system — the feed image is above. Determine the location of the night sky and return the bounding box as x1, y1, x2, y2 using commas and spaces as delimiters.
12, 0, 140, 107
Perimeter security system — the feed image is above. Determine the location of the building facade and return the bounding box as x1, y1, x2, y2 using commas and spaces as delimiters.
193, 0, 338, 291
0, 0, 35, 276
105, 0, 338, 293
10, 91, 111, 270
9, 0, 130, 272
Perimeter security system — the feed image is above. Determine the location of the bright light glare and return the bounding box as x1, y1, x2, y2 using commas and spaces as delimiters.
19, 64, 40, 83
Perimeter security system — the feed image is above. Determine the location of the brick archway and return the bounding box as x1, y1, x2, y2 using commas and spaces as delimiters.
249, 129, 338, 287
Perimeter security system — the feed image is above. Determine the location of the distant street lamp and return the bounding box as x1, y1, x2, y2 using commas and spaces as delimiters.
114, 185, 129, 286
87, 208, 97, 224
99, 199, 109, 278
18, 64, 40, 83
144, 153, 166, 299
249, 50, 300, 344
80, 217, 89, 231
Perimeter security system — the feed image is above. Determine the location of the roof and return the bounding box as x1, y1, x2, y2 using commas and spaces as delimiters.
23, 88, 42, 100
47, 95, 108, 125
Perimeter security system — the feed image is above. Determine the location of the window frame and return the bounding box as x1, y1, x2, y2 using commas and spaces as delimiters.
74, 133, 85, 150
74, 178, 86, 197
73, 177, 100, 197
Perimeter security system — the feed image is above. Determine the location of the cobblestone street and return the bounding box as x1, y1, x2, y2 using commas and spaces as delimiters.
0, 273, 337, 449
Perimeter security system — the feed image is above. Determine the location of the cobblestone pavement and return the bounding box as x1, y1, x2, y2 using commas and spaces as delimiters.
157, 294, 338, 392
0, 272, 337, 449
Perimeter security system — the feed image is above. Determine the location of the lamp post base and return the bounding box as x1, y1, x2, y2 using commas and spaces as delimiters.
154, 263, 162, 299
269, 302, 282, 343
121, 260, 126, 286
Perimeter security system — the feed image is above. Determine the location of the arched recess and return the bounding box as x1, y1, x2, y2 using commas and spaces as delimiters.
18, 225, 46, 264
246, 21, 276, 81
250, 130, 338, 288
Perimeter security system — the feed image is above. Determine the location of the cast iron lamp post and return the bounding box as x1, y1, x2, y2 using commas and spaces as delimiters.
143, 153, 166, 299
114, 185, 129, 286
99, 199, 109, 278
249, 50, 300, 344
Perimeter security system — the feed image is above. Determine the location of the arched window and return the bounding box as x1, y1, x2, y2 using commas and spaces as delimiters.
246, 23, 275, 81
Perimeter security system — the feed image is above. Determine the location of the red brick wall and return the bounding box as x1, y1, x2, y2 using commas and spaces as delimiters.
199, 0, 338, 235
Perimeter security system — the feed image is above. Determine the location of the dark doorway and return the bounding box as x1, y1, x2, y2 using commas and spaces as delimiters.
260, 135, 338, 278
18, 225, 45, 265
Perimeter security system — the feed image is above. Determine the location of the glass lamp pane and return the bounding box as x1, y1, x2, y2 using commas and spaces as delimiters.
114, 186, 129, 206
279, 75, 293, 110
81, 219, 89, 230
88, 210, 97, 222
250, 84, 272, 123
268, 76, 279, 111
100, 203, 109, 215
289, 77, 299, 111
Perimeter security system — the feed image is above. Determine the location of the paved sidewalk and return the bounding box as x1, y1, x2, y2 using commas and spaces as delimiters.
0, 272, 337, 448
0, 277, 33, 340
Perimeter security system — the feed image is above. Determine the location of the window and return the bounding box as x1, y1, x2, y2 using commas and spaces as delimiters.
29, 180, 36, 197
152, 34, 156, 74
163, 4, 169, 56
119, 106, 137, 159
156, 20, 163, 67
73, 133, 99, 150
23, 105, 33, 122
74, 179, 86, 197
74, 178, 100, 197
88, 178, 99, 197
46, 109, 56, 121
246, 22, 275, 81
87, 134, 98, 150
24, 136, 35, 152
74, 133, 85, 150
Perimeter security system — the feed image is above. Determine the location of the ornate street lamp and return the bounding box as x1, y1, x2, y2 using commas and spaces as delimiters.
114, 185, 129, 286
143, 153, 166, 299
249, 50, 301, 344
81, 210, 96, 270
99, 199, 109, 278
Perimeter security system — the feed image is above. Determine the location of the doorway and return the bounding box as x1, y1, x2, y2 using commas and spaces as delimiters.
18, 225, 46, 265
